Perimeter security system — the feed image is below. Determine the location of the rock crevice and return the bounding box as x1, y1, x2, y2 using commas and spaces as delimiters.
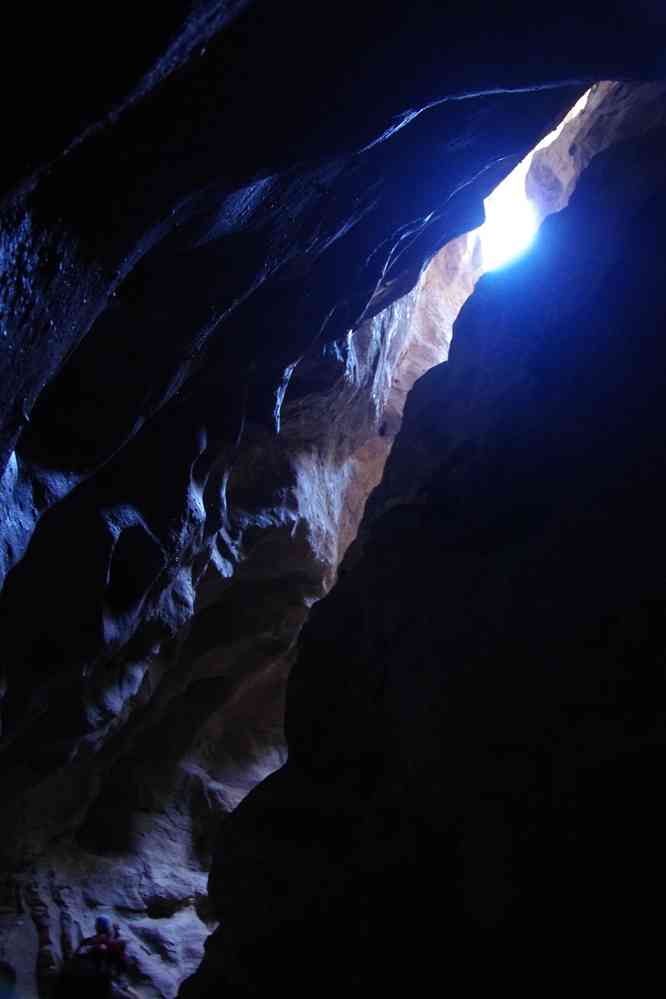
1, 7, 666, 996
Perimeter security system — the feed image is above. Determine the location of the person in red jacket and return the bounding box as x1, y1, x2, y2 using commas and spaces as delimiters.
76, 915, 127, 974
58, 915, 131, 998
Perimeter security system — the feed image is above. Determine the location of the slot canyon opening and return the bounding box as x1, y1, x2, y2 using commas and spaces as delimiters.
399, 82, 601, 381
477, 87, 592, 270
3, 57, 666, 999
326, 81, 609, 559
345, 83, 610, 470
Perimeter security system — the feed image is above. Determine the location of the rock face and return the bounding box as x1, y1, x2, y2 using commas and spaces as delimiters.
1, 4, 666, 996
187, 93, 666, 993
527, 79, 666, 220
0, 184, 479, 999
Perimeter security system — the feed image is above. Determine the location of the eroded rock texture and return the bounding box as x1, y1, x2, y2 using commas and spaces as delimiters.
1, 3, 666, 996
527, 79, 666, 220
187, 88, 666, 994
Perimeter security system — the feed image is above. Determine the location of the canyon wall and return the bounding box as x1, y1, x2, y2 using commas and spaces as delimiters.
1, 4, 666, 996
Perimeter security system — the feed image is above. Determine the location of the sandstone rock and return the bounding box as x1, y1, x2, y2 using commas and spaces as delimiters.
527, 80, 666, 221
1, 5, 665, 995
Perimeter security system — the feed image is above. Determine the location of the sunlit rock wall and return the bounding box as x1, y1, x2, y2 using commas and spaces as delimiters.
527, 79, 666, 220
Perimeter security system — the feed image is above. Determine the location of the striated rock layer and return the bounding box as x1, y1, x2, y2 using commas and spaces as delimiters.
1, 4, 666, 995
185, 91, 666, 993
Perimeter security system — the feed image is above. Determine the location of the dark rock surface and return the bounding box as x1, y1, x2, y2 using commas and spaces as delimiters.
1, 3, 666, 995
189, 94, 666, 994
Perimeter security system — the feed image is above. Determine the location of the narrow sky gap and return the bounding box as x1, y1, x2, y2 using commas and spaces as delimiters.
478, 88, 592, 270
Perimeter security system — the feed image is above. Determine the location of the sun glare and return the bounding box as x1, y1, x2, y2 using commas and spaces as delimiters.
478, 88, 592, 271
